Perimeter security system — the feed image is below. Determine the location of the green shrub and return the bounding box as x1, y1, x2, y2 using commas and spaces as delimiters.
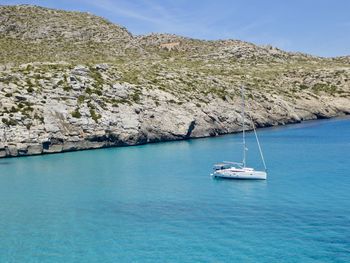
63, 85, 72, 92
312, 83, 337, 94
111, 98, 131, 107
93, 89, 102, 96
299, 84, 309, 90
71, 108, 81, 118
27, 87, 34, 93
85, 87, 92, 95
89, 67, 105, 90
57, 80, 64, 86
90, 108, 101, 122
10, 106, 18, 113
78, 95, 86, 104
1, 118, 17, 126
131, 92, 141, 102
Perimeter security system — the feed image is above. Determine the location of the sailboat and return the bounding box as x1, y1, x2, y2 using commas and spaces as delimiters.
212, 86, 267, 180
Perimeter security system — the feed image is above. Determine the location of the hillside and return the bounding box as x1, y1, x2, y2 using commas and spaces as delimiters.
0, 5, 349, 157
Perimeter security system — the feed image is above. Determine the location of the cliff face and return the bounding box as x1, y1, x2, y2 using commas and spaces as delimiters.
0, 5, 350, 157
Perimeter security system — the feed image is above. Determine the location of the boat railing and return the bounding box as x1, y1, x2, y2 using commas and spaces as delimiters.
214, 161, 244, 170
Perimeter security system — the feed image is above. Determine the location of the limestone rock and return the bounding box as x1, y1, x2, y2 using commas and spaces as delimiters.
0, 5, 349, 158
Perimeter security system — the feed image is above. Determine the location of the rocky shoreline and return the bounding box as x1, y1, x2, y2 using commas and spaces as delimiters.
0, 63, 349, 158
0, 113, 349, 159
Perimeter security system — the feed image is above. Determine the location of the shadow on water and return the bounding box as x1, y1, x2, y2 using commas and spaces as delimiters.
0, 161, 11, 165
211, 176, 268, 185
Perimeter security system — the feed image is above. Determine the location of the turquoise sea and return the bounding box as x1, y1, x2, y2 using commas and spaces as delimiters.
0, 117, 349, 262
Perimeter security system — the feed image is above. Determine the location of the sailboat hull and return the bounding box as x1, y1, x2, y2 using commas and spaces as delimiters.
212, 169, 267, 180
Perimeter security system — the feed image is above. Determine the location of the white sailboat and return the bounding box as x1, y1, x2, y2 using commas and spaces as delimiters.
212, 86, 267, 180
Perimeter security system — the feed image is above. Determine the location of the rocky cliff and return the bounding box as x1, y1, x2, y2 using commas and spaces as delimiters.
0, 5, 349, 157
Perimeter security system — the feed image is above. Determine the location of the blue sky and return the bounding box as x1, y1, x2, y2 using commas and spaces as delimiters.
1, 0, 350, 57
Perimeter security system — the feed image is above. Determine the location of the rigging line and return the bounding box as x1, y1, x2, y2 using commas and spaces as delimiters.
246, 103, 267, 171
241, 86, 246, 168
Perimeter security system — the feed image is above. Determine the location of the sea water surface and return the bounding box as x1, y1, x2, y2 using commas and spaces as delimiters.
0, 118, 350, 262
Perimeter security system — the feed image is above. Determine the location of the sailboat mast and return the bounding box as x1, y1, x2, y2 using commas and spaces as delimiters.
245, 94, 268, 172
242, 86, 246, 167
